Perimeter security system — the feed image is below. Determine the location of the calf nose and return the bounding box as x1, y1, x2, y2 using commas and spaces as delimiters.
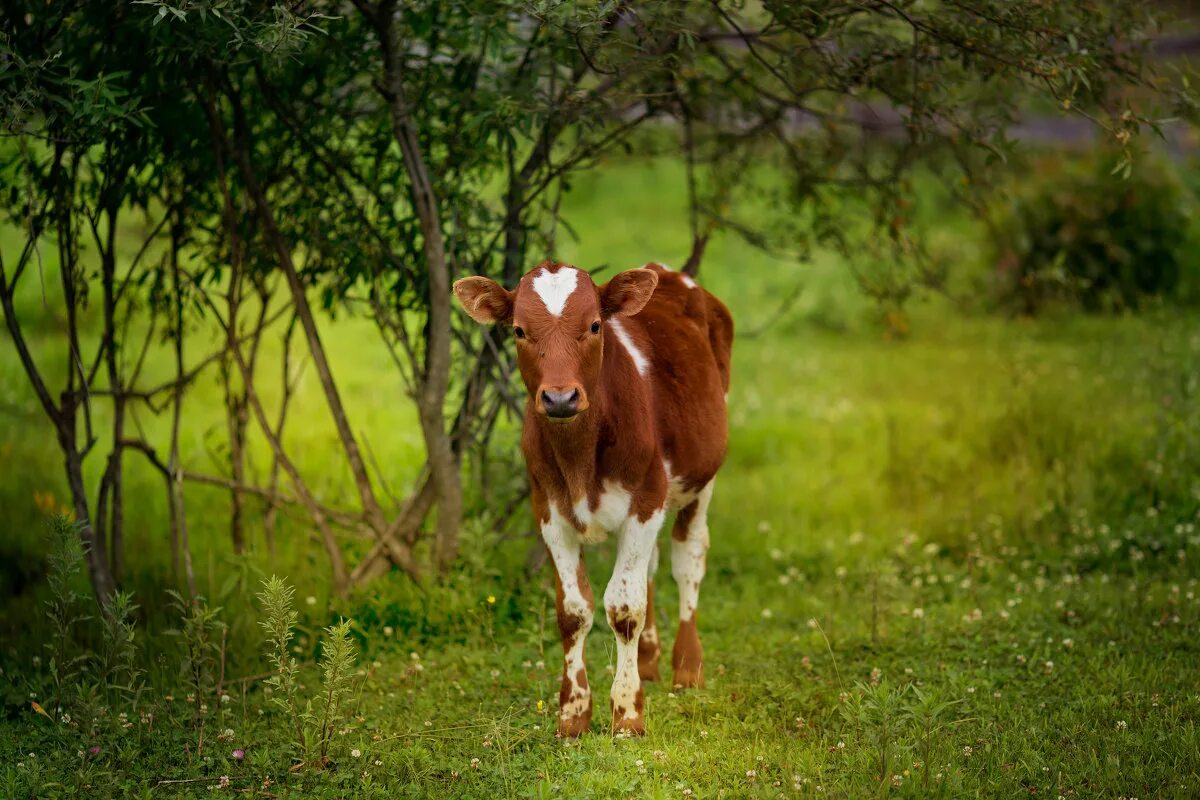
541, 387, 581, 419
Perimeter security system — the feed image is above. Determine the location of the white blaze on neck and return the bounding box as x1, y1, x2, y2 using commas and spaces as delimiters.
608, 318, 649, 376
531, 267, 580, 317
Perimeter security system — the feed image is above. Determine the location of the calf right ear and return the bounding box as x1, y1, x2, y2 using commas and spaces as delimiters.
453, 277, 514, 324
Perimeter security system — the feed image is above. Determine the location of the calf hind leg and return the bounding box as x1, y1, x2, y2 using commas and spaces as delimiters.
638, 542, 662, 681
671, 481, 713, 689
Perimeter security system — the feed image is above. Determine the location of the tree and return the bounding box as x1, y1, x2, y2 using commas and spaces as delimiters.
1, 0, 1189, 599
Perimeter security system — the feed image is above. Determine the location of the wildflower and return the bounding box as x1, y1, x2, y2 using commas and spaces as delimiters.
912, 607, 925, 619
537, 699, 545, 712
870, 668, 882, 685
487, 595, 496, 605
963, 745, 973, 758
383, 626, 394, 637
836, 741, 846, 750
760, 608, 773, 619
1043, 660, 1054, 674
351, 748, 362, 758
374, 759, 382, 766
807, 618, 819, 630
88, 746, 101, 755
1117, 720, 1128, 731
470, 757, 481, 769
305, 596, 317, 606
218, 775, 231, 789
232, 749, 245, 761
746, 769, 758, 780
1062, 638, 1074, 649
700, 730, 708, 738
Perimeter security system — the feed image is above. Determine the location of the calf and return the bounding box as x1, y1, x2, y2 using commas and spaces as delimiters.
453, 260, 733, 736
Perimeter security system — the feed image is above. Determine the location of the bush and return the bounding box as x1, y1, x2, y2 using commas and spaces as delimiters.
989, 153, 1197, 313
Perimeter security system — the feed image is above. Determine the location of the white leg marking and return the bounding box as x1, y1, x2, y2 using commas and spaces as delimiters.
608, 318, 649, 377
543, 504, 592, 723
672, 480, 713, 623
604, 509, 665, 720
531, 267, 581, 316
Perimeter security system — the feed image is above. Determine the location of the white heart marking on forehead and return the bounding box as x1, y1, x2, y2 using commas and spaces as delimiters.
531, 267, 580, 317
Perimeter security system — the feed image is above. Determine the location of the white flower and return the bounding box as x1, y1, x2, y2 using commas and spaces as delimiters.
911, 607, 925, 619
351, 748, 362, 758
305, 596, 317, 606
760, 608, 773, 619
1117, 720, 1128, 731
962, 745, 973, 758
383, 626, 394, 637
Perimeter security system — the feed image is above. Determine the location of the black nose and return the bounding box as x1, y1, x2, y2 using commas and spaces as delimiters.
542, 388, 580, 418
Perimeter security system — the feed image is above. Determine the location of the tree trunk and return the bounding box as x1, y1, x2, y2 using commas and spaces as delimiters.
379, 12, 463, 571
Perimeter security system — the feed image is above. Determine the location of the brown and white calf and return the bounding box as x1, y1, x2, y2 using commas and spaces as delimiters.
453, 260, 732, 736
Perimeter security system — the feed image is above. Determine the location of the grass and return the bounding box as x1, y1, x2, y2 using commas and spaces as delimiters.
3, 157, 1200, 797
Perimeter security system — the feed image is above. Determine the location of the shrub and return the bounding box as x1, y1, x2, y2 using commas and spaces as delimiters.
989, 153, 1196, 313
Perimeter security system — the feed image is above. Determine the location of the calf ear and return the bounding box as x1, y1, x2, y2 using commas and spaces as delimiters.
600, 268, 659, 318
453, 276, 514, 324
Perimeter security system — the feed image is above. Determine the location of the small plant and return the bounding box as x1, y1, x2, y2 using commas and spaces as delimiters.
95, 591, 143, 708
310, 618, 357, 766
257, 575, 304, 759
257, 576, 359, 769
166, 590, 225, 755
43, 514, 90, 722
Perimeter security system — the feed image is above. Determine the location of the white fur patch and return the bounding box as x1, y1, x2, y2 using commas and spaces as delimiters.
573, 483, 633, 544
664, 460, 700, 510
681, 274, 697, 289
531, 267, 580, 317
608, 318, 649, 376
672, 480, 713, 622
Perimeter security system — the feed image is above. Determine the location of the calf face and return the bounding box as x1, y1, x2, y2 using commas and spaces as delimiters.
453, 262, 657, 421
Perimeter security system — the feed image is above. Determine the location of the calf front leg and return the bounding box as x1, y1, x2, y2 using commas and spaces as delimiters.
671, 480, 713, 689
605, 509, 666, 735
543, 510, 594, 737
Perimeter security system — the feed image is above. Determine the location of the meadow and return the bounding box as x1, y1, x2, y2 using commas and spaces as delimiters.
3, 158, 1200, 798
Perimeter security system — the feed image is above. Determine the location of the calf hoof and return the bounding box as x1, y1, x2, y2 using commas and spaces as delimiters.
612, 714, 646, 736
556, 710, 592, 738
672, 665, 704, 689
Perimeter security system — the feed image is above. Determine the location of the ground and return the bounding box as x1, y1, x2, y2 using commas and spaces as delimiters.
2, 159, 1200, 797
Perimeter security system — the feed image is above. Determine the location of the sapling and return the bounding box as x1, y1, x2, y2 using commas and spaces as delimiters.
43, 514, 90, 723
312, 618, 357, 765
165, 590, 225, 756
256, 575, 305, 761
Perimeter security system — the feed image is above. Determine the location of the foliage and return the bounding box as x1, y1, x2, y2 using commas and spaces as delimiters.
989, 153, 1198, 313
1, 0, 1194, 598
165, 591, 226, 738
257, 575, 359, 769
41, 514, 90, 723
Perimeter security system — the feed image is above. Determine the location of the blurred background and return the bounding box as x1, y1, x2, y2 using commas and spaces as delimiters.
3, 2, 1200, 796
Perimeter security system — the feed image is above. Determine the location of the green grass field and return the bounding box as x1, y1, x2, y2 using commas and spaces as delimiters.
3, 158, 1200, 798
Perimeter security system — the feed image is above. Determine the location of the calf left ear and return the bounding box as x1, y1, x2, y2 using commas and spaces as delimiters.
453, 276, 514, 324
600, 268, 658, 318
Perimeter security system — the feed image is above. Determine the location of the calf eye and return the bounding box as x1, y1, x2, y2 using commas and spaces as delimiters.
514, 326, 525, 339
590, 321, 601, 334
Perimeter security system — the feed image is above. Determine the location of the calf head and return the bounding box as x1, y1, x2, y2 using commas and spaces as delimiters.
453, 261, 658, 422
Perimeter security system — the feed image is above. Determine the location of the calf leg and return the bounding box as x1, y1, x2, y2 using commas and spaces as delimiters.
638, 542, 662, 681
604, 509, 665, 735
543, 512, 594, 737
671, 480, 713, 689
